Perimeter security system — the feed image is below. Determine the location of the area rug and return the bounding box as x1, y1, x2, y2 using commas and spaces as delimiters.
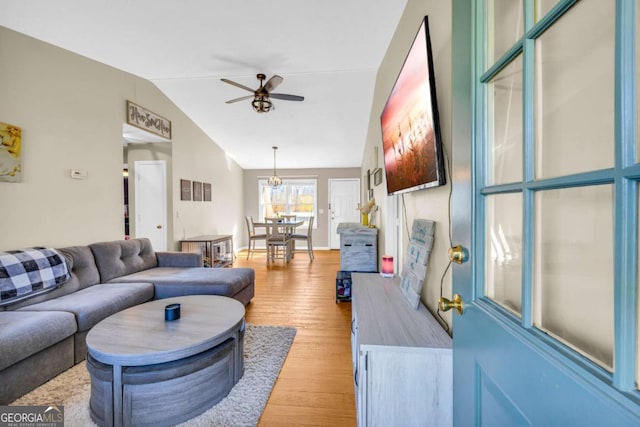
12, 324, 296, 427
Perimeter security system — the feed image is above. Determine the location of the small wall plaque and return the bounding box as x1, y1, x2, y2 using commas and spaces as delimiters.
193, 181, 203, 201
203, 183, 212, 201
180, 179, 191, 201
374, 168, 382, 186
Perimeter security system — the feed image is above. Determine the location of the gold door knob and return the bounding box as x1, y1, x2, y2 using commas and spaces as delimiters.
448, 245, 468, 264
439, 294, 464, 315
156, 225, 162, 229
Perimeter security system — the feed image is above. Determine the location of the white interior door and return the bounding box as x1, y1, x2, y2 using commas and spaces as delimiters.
134, 160, 167, 251
384, 194, 402, 273
328, 178, 361, 249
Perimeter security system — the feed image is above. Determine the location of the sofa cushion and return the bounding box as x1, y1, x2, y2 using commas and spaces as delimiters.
90, 238, 158, 283
17, 282, 154, 332
58, 245, 101, 290
0, 311, 77, 371
156, 251, 202, 268
109, 267, 255, 300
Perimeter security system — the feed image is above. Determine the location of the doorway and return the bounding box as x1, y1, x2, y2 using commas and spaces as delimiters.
328, 178, 361, 249
122, 123, 171, 251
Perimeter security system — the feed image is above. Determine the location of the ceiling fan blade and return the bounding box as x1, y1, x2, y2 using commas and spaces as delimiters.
270, 93, 305, 102
264, 75, 284, 92
225, 95, 254, 104
221, 78, 256, 93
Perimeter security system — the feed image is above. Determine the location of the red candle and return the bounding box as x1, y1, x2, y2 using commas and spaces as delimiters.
381, 255, 394, 277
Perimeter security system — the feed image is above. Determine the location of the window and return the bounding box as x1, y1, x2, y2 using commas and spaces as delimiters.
258, 178, 317, 228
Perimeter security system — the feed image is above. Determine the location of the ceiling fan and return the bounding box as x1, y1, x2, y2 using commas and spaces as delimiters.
221, 73, 304, 113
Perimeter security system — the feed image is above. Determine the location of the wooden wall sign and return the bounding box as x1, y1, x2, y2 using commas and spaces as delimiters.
126, 101, 171, 139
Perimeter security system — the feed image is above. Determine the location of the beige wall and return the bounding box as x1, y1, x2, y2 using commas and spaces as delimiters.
0, 27, 244, 251
362, 0, 453, 329
242, 168, 361, 248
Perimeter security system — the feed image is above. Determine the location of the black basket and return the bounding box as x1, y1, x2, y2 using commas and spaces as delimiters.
336, 271, 352, 302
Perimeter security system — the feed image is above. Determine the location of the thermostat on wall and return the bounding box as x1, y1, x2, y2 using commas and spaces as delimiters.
70, 169, 88, 179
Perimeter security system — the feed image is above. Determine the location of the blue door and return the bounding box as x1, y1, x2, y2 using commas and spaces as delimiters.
451, 0, 640, 424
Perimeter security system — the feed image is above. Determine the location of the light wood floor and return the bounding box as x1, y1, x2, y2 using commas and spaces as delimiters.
233, 248, 356, 426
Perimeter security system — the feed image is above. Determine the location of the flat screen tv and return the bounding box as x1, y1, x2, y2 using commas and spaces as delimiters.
380, 16, 446, 196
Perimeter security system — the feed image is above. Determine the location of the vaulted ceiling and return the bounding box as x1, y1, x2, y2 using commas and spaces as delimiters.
0, 1, 407, 169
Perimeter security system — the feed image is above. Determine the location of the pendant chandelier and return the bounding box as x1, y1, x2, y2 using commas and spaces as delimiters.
268, 146, 282, 189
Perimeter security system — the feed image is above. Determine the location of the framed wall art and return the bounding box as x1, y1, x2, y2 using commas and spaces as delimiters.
193, 181, 203, 201
180, 179, 191, 201
203, 183, 212, 201
0, 122, 22, 183
374, 168, 383, 186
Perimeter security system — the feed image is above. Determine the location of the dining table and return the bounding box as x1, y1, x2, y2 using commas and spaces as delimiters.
252, 218, 304, 230
253, 218, 304, 260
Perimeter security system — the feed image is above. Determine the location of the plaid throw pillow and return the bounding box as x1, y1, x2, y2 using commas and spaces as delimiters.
0, 247, 70, 302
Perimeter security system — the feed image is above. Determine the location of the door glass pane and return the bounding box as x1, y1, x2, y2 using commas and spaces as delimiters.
485, 193, 522, 315
534, 185, 614, 370
534, 1, 615, 179
637, 188, 640, 389
535, 0, 559, 22
637, 0, 640, 163
486, 0, 524, 63
488, 56, 523, 185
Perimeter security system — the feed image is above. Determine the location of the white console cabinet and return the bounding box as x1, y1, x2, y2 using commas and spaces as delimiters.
351, 273, 452, 427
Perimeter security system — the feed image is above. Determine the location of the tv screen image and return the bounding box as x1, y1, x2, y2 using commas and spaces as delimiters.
380, 16, 446, 196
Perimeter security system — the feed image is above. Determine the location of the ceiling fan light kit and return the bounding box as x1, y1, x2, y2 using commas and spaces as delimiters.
252, 95, 272, 113
222, 73, 304, 114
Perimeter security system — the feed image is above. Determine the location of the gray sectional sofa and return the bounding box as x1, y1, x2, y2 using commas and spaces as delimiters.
0, 238, 254, 404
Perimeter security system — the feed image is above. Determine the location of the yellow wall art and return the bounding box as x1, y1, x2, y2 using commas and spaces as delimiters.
0, 122, 21, 182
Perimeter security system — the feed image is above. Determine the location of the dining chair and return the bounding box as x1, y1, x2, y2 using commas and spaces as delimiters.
245, 216, 266, 259
265, 218, 290, 266
280, 214, 297, 221
291, 216, 314, 260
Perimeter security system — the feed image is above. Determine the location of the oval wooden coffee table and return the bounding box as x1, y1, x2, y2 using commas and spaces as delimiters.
86, 295, 245, 427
